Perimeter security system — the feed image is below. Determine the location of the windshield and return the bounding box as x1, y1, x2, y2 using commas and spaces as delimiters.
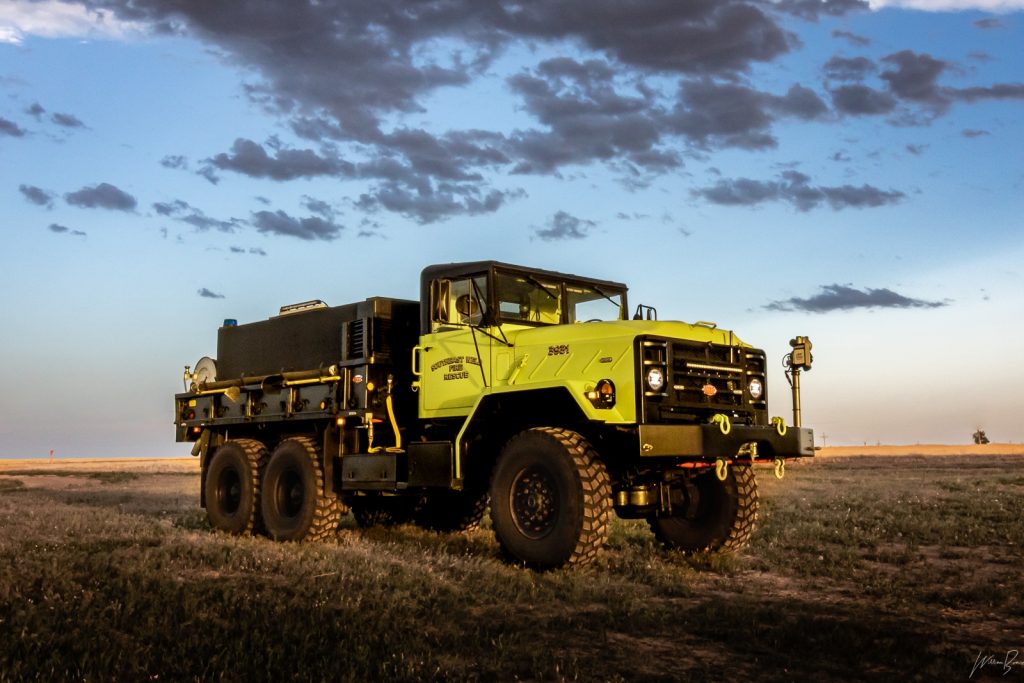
494, 270, 626, 325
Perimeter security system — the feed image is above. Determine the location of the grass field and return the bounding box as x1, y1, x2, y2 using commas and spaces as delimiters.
0, 451, 1021, 681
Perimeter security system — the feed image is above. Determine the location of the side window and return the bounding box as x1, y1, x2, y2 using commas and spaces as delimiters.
432, 276, 487, 326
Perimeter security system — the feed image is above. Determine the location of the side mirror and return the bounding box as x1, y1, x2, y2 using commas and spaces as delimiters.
430, 279, 451, 323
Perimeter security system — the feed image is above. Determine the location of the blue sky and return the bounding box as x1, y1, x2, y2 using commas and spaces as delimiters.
1, 0, 1022, 457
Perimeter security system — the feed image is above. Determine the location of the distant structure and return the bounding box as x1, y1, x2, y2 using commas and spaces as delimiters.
972, 429, 990, 445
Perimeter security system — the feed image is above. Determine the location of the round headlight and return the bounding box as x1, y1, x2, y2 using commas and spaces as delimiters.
646, 367, 665, 392
748, 378, 763, 400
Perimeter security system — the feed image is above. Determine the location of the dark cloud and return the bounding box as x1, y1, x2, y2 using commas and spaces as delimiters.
880, 50, 949, 108
51, 112, 85, 128
765, 284, 947, 312
830, 84, 897, 115
534, 211, 596, 241
26, 103, 46, 119
973, 18, 1004, 29
692, 170, 904, 211
669, 79, 827, 150
19, 184, 55, 208
65, 182, 137, 211
823, 56, 875, 81
905, 143, 927, 155
953, 83, 1024, 102
356, 184, 520, 225
229, 246, 245, 254
251, 209, 344, 240
48, 223, 87, 237
0, 117, 26, 138
249, 247, 267, 256
301, 195, 337, 219
962, 128, 990, 138
205, 138, 354, 181
79, 0, 807, 222
160, 154, 188, 170
831, 29, 870, 47
197, 288, 225, 299
773, 0, 868, 21
153, 199, 238, 232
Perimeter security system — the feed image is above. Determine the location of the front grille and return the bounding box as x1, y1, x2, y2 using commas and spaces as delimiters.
640, 337, 767, 425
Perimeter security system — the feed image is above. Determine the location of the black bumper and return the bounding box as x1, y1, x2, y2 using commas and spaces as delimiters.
637, 423, 814, 459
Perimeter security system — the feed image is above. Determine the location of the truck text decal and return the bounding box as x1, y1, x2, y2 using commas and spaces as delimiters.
548, 344, 570, 356
430, 355, 481, 381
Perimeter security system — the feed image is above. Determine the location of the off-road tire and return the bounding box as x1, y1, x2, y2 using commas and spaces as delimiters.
413, 489, 489, 533
350, 496, 416, 528
261, 436, 346, 542
204, 438, 267, 535
490, 427, 612, 569
649, 465, 759, 554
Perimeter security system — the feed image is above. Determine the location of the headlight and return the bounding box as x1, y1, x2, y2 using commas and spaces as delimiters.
646, 367, 665, 392
748, 378, 763, 400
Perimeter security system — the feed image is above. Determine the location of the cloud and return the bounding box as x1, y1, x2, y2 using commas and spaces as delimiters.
251, 209, 344, 240
869, 0, 1024, 10
764, 284, 947, 312
48, 223, 87, 237
65, 182, 137, 211
830, 84, 898, 115
205, 138, 354, 182
961, 128, 990, 138
973, 17, 1004, 28
356, 184, 521, 225
832, 29, 871, 46
534, 211, 596, 241
0, 117, 26, 137
692, 170, 905, 210
774, 0, 870, 20
0, 0, 141, 44
823, 56, 876, 81
197, 288, 225, 299
160, 155, 188, 170
51, 112, 85, 128
19, 184, 54, 208
249, 247, 267, 256
905, 143, 927, 155
26, 102, 45, 119
153, 199, 238, 232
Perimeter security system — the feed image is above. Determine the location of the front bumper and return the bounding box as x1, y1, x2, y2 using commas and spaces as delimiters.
637, 423, 814, 460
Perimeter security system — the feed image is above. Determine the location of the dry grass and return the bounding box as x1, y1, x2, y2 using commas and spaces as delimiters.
0, 451, 1021, 681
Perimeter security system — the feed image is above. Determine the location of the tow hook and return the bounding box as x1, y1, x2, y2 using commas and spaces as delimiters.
715, 457, 729, 481
711, 413, 731, 435
774, 457, 786, 480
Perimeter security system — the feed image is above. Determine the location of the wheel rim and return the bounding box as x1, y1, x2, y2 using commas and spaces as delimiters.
509, 465, 558, 539
216, 466, 242, 515
274, 468, 305, 519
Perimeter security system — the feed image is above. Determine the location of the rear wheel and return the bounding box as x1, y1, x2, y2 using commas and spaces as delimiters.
261, 437, 345, 542
648, 465, 759, 553
490, 427, 611, 569
204, 439, 267, 535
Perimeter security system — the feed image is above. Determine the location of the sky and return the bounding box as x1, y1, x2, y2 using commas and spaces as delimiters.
1, 0, 1022, 457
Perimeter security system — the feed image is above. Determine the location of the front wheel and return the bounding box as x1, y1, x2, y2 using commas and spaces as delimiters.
490, 427, 611, 569
261, 437, 345, 542
648, 465, 759, 554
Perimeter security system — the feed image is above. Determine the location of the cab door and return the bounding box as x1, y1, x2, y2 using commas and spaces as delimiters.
418, 275, 491, 416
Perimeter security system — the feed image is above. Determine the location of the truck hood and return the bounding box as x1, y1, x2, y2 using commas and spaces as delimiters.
499, 319, 751, 348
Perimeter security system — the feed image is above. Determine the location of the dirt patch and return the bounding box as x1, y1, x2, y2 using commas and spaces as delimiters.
818, 443, 1024, 457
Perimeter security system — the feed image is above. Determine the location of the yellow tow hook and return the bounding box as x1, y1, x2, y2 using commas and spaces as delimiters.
715, 457, 729, 481
711, 413, 731, 435
771, 416, 787, 436
774, 457, 786, 480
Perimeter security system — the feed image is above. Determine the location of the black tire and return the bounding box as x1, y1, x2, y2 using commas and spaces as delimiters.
413, 489, 488, 533
204, 439, 267, 535
490, 427, 612, 569
649, 465, 759, 554
261, 437, 345, 542
350, 496, 416, 528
